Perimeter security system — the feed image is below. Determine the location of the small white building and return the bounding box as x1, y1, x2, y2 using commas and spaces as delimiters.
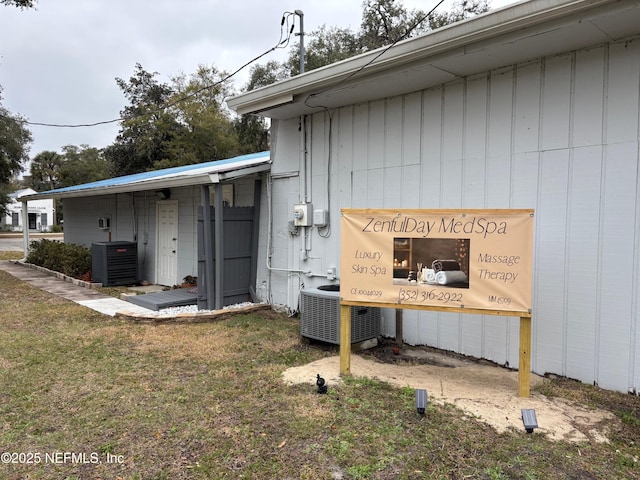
1, 188, 55, 232
20, 152, 271, 309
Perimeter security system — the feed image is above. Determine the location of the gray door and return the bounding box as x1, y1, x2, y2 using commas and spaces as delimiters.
197, 206, 255, 308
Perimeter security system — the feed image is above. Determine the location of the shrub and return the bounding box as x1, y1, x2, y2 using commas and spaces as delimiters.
26, 239, 91, 280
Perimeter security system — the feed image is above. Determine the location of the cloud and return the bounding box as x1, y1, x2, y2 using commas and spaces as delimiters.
0, 0, 512, 159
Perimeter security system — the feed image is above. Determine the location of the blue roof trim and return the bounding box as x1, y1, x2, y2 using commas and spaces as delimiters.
41, 151, 270, 195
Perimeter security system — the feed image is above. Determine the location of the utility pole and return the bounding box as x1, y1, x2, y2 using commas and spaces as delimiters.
294, 9, 305, 74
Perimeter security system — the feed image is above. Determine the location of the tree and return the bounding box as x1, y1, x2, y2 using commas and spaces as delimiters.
234, 114, 269, 154
359, 0, 417, 50
0, 89, 32, 214
58, 145, 110, 187
1, 0, 36, 8
104, 63, 181, 175
28, 151, 62, 192
253, 0, 491, 82
286, 26, 362, 75
105, 63, 248, 174
234, 62, 287, 153
244, 61, 288, 91
159, 65, 240, 168
360, 0, 489, 50
427, 0, 490, 30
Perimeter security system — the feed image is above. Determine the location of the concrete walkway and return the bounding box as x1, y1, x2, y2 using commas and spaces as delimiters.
0, 260, 154, 317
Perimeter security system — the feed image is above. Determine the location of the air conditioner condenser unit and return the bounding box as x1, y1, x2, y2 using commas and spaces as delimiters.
300, 285, 381, 344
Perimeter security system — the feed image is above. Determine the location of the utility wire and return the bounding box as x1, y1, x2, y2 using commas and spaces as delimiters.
0, 12, 298, 129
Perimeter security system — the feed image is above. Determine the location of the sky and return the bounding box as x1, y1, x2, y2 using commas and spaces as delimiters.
0, 0, 514, 170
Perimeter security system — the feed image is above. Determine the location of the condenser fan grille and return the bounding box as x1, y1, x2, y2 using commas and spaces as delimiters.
300, 287, 380, 344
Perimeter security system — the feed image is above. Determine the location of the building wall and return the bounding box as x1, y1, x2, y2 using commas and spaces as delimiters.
263, 37, 640, 393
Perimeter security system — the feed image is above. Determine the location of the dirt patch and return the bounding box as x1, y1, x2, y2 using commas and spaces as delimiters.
282, 341, 617, 443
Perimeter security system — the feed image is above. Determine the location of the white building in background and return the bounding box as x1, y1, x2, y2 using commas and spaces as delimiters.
1, 188, 55, 232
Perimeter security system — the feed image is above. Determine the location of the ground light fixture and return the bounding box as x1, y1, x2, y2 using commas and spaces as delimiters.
521, 408, 538, 433
415, 389, 428, 414
316, 374, 327, 394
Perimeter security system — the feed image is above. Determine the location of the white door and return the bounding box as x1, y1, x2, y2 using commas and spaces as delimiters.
156, 201, 178, 286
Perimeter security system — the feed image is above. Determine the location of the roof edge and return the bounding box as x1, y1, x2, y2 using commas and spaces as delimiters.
227, 0, 613, 116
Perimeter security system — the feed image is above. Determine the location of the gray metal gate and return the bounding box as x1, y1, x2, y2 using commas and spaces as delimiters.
197, 205, 255, 309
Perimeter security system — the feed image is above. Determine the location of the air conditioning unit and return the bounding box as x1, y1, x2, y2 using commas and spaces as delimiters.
91, 241, 138, 286
300, 285, 381, 344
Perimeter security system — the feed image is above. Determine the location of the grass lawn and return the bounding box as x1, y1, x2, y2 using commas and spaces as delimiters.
0, 268, 638, 479
0, 251, 23, 261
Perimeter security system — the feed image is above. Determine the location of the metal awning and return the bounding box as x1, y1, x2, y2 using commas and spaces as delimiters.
20, 151, 271, 200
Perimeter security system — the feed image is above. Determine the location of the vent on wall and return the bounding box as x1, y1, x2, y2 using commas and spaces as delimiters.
300, 285, 381, 344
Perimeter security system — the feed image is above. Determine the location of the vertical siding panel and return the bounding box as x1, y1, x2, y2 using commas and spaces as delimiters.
351, 171, 369, 209
511, 153, 540, 208
403, 92, 422, 165
418, 88, 443, 344
461, 74, 488, 357
337, 106, 354, 210
421, 88, 443, 207
487, 68, 513, 159
353, 104, 369, 173
367, 168, 385, 208
352, 105, 368, 208
486, 68, 512, 208
441, 81, 464, 208
368, 100, 385, 170
383, 166, 402, 206
566, 145, 602, 381
535, 149, 570, 375
597, 142, 637, 390
514, 61, 542, 154
636, 289, 640, 393
463, 74, 488, 208
541, 55, 572, 151
438, 81, 464, 351
482, 68, 513, 363
402, 309, 420, 345
401, 165, 421, 207
268, 176, 297, 305
606, 41, 640, 145
385, 97, 403, 168
511, 150, 539, 369
310, 112, 331, 277
334, 107, 353, 277
636, 143, 640, 393
310, 112, 327, 211
271, 119, 300, 174
573, 47, 604, 147
508, 61, 542, 367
